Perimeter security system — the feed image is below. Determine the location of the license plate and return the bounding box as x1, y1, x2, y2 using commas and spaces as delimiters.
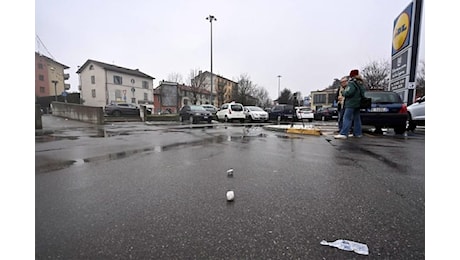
371, 107, 388, 112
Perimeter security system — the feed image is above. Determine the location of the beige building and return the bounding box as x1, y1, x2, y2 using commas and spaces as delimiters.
76, 59, 155, 107
35, 52, 70, 98
193, 71, 238, 107
310, 88, 337, 111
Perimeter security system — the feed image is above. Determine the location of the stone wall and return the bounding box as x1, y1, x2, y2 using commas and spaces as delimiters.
51, 102, 104, 125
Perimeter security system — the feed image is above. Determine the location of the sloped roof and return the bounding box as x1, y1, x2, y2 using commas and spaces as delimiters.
199, 71, 238, 84
76, 59, 155, 79
35, 52, 70, 69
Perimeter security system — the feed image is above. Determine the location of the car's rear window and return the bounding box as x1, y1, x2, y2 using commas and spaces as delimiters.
247, 106, 263, 111
190, 105, 206, 110
231, 105, 243, 111
365, 92, 402, 103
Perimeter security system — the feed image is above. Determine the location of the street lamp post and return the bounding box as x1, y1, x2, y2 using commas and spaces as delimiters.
52, 80, 58, 101
277, 75, 281, 100
206, 15, 217, 106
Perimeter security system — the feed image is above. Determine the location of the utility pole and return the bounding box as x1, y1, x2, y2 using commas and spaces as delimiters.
277, 75, 281, 101
206, 15, 217, 106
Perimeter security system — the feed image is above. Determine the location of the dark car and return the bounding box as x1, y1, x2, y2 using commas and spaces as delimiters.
179, 105, 213, 124
360, 91, 408, 134
201, 104, 218, 119
268, 104, 295, 121
314, 107, 338, 121
104, 103, 140, 117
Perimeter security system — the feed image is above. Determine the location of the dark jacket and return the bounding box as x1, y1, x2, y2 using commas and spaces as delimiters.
342, 78, 365, 108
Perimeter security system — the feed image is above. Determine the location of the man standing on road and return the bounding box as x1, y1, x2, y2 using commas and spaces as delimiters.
335, 76, 349, 133
334, 69, 366, 139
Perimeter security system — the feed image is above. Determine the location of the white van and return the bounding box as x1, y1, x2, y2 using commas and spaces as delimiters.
216, 102, 246, 122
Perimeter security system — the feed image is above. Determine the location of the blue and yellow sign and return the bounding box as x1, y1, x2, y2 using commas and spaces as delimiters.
392, 3, 413, 55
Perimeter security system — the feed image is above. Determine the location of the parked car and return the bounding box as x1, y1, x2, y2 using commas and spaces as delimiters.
268, 104, 295, 121
216, 102, 246, 123
406, 95, 425, 131
201, 104, 219, 119
243, 106, 269, 122
104, 103, 140, 117
360, 91, 408, 134
295, 106, 314, 122
313, 107, 338, 121
178, 105, 213, 124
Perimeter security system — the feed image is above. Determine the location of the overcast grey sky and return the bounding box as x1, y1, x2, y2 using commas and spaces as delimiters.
35, 0, 425, 100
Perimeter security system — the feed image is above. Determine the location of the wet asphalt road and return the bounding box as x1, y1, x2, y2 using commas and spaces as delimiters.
35, 116, 425, 259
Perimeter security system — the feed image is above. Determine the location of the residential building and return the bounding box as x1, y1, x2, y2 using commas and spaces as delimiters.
76, 59, 155, 107
310, 88, 337, 111
153, 81, 212, 114
193, 71, 238, 107
35, 52, 70, 98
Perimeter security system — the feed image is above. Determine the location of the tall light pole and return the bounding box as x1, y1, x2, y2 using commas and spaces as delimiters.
277, 75, 281, 101
206, 15, 217, 106
52, 80, 58, 101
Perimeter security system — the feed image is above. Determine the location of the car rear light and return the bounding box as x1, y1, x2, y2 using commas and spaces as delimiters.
399, 104, 408, 114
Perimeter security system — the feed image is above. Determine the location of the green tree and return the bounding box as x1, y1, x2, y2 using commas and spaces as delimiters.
277, 88, 292, 104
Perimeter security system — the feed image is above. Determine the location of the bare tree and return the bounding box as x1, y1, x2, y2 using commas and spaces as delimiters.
167, 72, 183, 84
253, 87, 271, 108
235, 74, 257, 105
416, 60, 425, 97
216, 77, 226, 107
361, 60, 390, 90
187, 69, 207, 104
325, 78, 341, 90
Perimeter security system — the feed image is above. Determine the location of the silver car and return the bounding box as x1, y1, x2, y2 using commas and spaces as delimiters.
407, 96, 425, 131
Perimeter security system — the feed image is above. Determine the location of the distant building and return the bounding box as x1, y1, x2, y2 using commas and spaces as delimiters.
192, 71, 238, 107
310, 88, 337, 111
153, 81, 212, 114
35, 52, 70, 98
76, 59, 155, 107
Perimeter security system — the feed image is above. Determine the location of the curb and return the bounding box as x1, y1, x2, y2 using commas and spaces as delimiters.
263, 125, 322, 136
286, 128, 321, 136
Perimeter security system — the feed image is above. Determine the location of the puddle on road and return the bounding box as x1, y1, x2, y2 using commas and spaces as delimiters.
36, 130, 268, 174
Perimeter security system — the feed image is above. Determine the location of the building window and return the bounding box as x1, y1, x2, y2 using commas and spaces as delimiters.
115, 89, 122, 100
38, 75, 44, 81
91, 89, 96, 98
38, 63, 43, 69
131, 98, 136, 103
39, 87, 45, 93
144, 93, 148, 100
313, 94, 326, 104
89, 65, 94, 70
91, 75, 95, 84
114, 75, 123, 85
327, 93, 336, 104
142, 81, 149, 89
